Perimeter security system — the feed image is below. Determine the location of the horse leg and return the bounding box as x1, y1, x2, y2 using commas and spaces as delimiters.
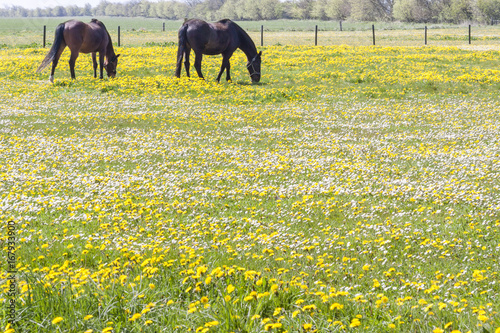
225, 60, 231, 82
92, 52, 98, 78
69, 50, 79, 79
98, 52, 105, 79
176, 45, 190, 78
50, 42, 66, 83
175, 49, 183, 78
184, 46, 191, 78
216, 57, 228, 83
194, 52, 204, 79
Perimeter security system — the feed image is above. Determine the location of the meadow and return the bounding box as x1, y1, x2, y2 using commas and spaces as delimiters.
0, 18, 500, 333
3, 17, 500, 48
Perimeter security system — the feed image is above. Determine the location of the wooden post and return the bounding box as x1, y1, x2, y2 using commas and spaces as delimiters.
340, 20, 342, 32
372, 24, 375, 45
425, 26, 427, 45
468, 24, 471, 44
261, 25, 263, 47
43, 25, 46, 48
118, 26, 121, 47
315, 25, 318, 46
163, 22, 165, 32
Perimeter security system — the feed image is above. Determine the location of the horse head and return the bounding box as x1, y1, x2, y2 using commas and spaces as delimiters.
105, 54, 120, 78
247, 51, 262, 83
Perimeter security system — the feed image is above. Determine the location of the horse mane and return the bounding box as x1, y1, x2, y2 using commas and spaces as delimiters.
90, 18, 116, 57
227, 20, 257, 57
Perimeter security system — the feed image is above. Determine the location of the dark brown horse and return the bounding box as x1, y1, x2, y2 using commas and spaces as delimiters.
175, 19, 262, 83
36, 19, 119, 83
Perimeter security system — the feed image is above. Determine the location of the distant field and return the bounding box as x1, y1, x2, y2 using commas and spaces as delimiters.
1, 17, 500, 47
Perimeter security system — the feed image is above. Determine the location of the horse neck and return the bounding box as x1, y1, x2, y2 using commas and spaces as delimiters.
106, 41, 116, 59
236, 26, 257, 61
105, 30, 116, 59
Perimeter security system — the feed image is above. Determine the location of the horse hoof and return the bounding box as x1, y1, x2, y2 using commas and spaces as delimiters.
49, 75, 54, 83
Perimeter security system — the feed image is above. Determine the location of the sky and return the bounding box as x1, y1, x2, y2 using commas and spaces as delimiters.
0, 0, 111, 9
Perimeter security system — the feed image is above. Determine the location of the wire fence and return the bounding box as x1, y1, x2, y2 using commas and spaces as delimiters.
2, 21, 500, 48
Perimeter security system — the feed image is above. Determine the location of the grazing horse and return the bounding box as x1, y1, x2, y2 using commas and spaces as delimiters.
175, 19, 262, 83
36, 19, 120, 83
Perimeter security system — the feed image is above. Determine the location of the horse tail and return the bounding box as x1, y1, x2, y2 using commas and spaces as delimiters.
36, 23, 65, 73
175, 23, 189, 77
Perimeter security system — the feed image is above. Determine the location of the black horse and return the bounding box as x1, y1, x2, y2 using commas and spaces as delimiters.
175, 19, 262, 83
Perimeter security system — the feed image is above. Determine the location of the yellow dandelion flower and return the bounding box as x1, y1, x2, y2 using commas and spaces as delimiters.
303, 323, 313, 330
330, 303, 344, 310
350, 318, 361, 328
227, 284, 235, 293
129, 313, 142, 321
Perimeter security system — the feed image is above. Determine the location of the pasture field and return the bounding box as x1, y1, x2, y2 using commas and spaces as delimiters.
1, 24, 500, 333
2, 17, 500, 48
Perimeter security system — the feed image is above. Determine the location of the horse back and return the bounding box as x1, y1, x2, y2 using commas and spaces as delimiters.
63, 20, 109, 54
183, 19, 235, 55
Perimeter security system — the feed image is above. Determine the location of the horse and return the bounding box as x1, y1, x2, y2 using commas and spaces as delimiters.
175, 19, 262, 83
36, 19, 120, 83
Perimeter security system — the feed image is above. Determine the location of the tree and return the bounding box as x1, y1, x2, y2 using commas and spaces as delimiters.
105, 4, 121, 16
261, 0, 283, 19
289, 0, 314, 19
350, 0, 377, 20
157, 1, 178, 19
438, 0, 474, 22
393, 0, 432, 22
311, 0, 329, 19
94, 1, 108, 16
217, 0, 241, 19
325, 0, 352, 19
240, 0, 261, 19
52, 6, 67, 16
173, 2, 190, 19
450, 0, 474, 22
477, 0, 500, 23
83, 3, 93, 16
350, 0, 393, 20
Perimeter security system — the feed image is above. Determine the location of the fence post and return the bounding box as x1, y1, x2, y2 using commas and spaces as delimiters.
468, 24, 471, 44
43, 25, 46, 48
372, 24, 375, 45
118, 26, 121, 47
340, 20, 342, 32
261, 25, 263, 47
163, 22, 165, 32
315, 25, 318, 46
425, 26, 427, 45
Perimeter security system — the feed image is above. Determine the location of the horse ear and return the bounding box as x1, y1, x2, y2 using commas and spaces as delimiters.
258, 51, 262, 57
116, 54, 120, 58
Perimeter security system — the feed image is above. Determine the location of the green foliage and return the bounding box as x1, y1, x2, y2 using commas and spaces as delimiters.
477, 0, 500, 22
0, 0, 499, 24
393, 0, 433, 22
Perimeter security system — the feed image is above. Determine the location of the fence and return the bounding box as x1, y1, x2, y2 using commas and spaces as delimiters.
38, 23, 482, 48
4, 21, 492, 48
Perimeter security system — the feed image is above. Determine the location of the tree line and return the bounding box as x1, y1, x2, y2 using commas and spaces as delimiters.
2, 0, 500, 24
